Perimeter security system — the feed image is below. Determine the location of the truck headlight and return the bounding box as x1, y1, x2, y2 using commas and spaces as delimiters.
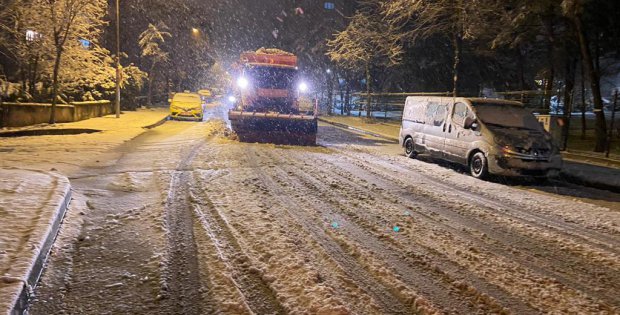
237, 77, 249, 89
298, 82, 308, 93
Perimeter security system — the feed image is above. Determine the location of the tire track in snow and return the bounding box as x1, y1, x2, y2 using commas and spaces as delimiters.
161, 176, 204, 312
260, 147, 537, 314
350, 152, 620, 268
31, 122, 211, 314
161, 135, 213, 313
334, 148, 619, 263
193, 143, 389, 314
243, 146, 420, 314
328, 156, 619, 309
190, 171, 287, 315
371, 153, 620, 255
314, 149, 619, 311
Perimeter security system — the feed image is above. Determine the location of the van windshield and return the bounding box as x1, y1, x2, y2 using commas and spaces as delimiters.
472, 103, 543, 131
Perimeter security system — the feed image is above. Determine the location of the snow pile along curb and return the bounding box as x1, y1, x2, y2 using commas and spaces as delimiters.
318, 117, 398, 142
0, 169, 71, 315
142, 115, 169, 129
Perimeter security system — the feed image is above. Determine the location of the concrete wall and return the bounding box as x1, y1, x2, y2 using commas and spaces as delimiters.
0, 101, 112, 128
72, 101, 114, 121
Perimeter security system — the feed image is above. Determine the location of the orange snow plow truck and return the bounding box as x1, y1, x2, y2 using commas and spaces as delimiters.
228, 48, 317, 145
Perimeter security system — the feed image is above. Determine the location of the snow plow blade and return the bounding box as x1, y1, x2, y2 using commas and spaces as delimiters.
229, 111, 317, 145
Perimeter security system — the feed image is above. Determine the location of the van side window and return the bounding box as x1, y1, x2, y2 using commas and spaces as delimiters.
452, 102, 472, 127
426, 102, 447, 127
404, 100, 426, 123
425, 103, 437, 125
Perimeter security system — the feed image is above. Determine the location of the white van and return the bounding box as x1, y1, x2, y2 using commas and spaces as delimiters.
399, 97, 562, 179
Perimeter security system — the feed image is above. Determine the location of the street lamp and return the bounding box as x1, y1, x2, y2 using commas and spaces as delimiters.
191, 28, 201, 40
326, 68, 334, 115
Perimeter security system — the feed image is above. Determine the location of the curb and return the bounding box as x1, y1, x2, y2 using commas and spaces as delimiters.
561, 152, 620, 169
558, 172, 620, 193
10, 181, 72, 315
0, 128, 100, 138
318, 118, 398, 142
142, 115, 169, 129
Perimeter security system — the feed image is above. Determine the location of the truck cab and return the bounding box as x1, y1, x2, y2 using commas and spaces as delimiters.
228, 48, 317, 145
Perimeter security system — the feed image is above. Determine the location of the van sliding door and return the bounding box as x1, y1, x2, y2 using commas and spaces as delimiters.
444, 101, 476, 164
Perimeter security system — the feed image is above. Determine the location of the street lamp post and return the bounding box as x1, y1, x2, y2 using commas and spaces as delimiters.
115, 0, 121, 118
326, 68, 333, 116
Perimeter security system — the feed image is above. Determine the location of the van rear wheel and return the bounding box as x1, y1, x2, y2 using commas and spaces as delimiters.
470, 152, 488, 179
404, 138, 417, 158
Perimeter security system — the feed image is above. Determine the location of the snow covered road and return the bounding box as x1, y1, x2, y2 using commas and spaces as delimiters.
24, 119, 619, 314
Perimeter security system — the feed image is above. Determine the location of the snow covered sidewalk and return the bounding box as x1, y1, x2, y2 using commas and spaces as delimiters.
320, 116, 620, 191
0, 169, 71, 315
0, 108, 169, 175
0, 109, 168, 314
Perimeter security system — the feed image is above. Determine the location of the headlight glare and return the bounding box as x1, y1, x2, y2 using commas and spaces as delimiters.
298, 82, 308, 93
237, 77, 249, 89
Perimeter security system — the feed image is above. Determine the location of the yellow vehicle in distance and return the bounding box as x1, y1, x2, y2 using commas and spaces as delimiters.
198, 89, 212, 99
169, 91, 205, 121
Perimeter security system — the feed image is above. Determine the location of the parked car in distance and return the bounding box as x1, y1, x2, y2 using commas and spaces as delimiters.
198, 89, 213, 103
169, 92, 205, 121
399, 97, 562, 179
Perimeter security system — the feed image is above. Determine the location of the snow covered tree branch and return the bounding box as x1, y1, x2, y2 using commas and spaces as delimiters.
327, 5, 402, 118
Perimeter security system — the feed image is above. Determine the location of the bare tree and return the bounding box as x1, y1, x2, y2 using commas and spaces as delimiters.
479, 0, 565, 111
562, 0, 606, 152
382, 0, 482, 97
138, 22, 171, 106
326, 8, 402, 118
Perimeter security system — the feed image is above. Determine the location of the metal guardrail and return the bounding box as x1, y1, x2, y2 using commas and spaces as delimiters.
335, 92, 452, 118
332, 90, 556, 117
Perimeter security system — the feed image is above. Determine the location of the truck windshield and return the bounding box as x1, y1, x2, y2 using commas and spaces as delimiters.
473, 103, 543, 131
246, 66, 296, 89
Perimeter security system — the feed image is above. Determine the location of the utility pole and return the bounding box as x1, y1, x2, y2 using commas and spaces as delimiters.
115, 0, 121, 118
606, 91, 617, 158
326, 68, 333, 116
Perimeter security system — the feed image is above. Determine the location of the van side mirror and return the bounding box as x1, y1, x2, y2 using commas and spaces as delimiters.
464, 117, 477, 129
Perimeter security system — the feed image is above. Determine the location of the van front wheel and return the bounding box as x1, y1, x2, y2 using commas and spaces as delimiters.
470, 152, 489, 179
404, 138, 417, 158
